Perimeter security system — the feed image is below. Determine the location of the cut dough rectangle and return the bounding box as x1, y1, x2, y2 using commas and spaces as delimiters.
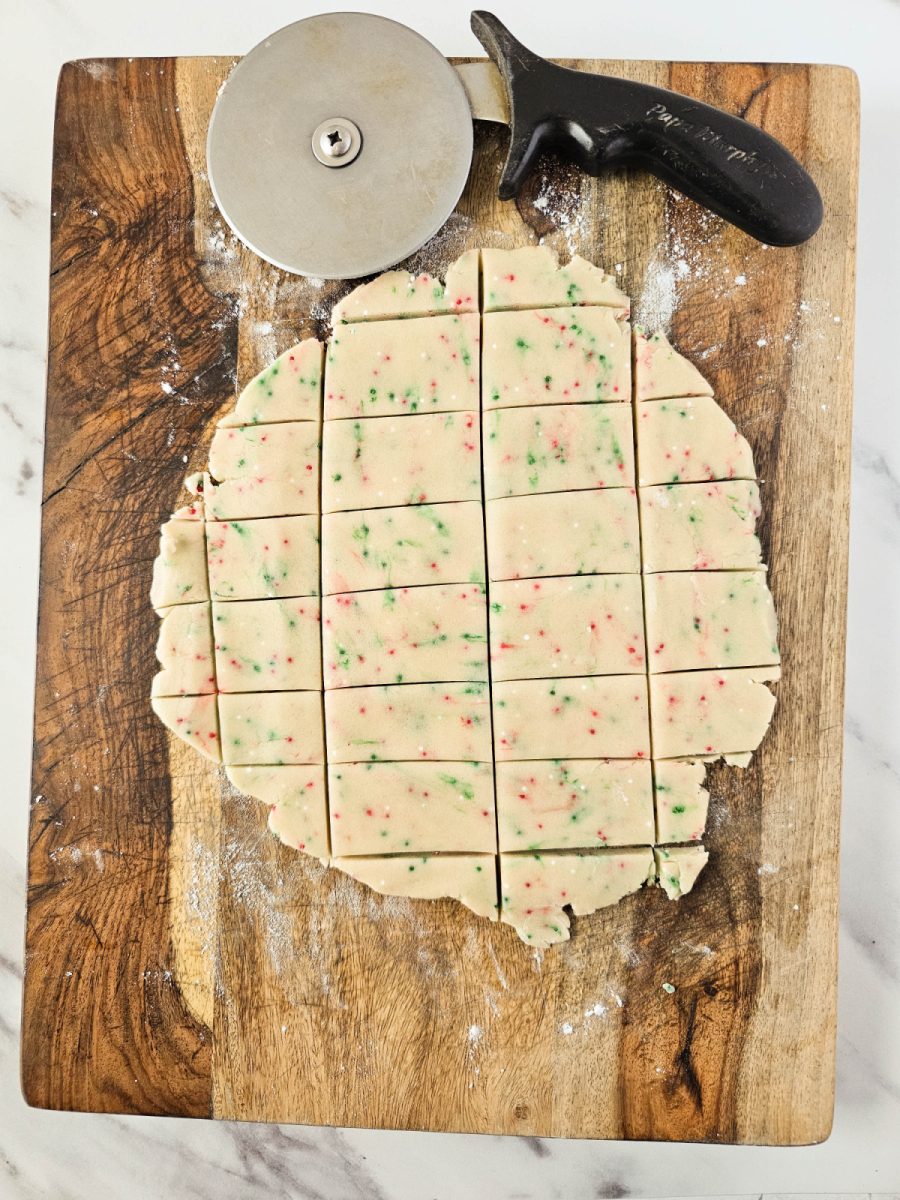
204, 474, 321, 524
321, 501, 485, 595
645, 570, 779, 673
206, 515, 320, 601
205, 423, 320, 519
152, 602, 216, 697
649, 667, 780, 758
499, 848, 653, 947
486, 489, 641, 580
329, 761, 497, 855
218, 340, 323, 427
639, 481, 762, 572
212, 597, 322, 692
151, 693, 221, 762
150, 518, 210, 611
322, 583, 488, 689
636, 396, 756, 486
324, 312, 480, 419
653, 759, 710, 844
489, 574, 646, 680
226, 764, 329, 862
496, 759, 654, 851
332, 854, 498, 921
325, 681, 492, 763
321, 411, 482, 513
218, 690, 325, 765
483, 402, 635, 499
332, 249, 479, 323
493, 675, 650, 761
483, 306, 630, 408
481, 246, 629, 313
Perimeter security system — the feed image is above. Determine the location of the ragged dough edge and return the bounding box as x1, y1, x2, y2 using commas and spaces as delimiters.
499, 848, 655, 949
225, 764, 330, 865
331, 249, 480, 323
634, 327, 715, 401
654, 845, 710, 899
171, 499, 202, 520
481, 245, 630, 314
332, 854, 499, 922
650, 665, 780, 760
217, 338, 324, 428
151, 602, 216, 699
635, 393, 757, 485
653, 758, 710, 844
653, 752, 759, 844
149, 511, 210, 615
151, 693, 221, 763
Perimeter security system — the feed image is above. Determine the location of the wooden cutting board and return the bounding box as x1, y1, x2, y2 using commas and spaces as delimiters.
23, 53, 858, 1144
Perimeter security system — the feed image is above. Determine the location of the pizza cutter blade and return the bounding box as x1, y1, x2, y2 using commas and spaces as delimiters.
207, 12, 474, 280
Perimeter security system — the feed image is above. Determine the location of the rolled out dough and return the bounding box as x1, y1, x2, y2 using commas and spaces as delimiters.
150, 246, 778, 947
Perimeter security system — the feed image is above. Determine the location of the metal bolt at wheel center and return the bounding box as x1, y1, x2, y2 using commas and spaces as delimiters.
312, 118, 362, 167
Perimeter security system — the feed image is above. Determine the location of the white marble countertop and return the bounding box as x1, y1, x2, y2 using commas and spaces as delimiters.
2, 0, 898, 1196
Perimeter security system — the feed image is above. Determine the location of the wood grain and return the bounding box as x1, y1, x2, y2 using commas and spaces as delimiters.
23, 54, 858, 1143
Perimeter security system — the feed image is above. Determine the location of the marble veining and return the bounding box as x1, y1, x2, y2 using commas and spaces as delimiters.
2, 0, 899, 1196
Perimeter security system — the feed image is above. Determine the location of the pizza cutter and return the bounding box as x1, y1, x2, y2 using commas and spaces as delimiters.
207, 10, 823, 279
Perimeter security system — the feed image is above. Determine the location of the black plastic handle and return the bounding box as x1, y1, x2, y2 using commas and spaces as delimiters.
471, 11, 823, 246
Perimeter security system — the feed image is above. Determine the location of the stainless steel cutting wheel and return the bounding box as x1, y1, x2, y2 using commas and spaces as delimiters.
207, 12, 474, 279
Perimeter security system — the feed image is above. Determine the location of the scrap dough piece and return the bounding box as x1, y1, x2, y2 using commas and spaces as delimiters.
218, 339, 323, 427
636, 396, 756, 486
482, 246, 629, 313
322, 583, 488, 689
332, 854, 498, 921
649, 666, 780, 758
634, 329, 714, 401
654, 844, 710, 899
172, 497, 203, 521
639, 481, 763, 572
152, 602, 216, 696
325, 681, 492, 763
496, 759, 654, 851
151, 693, 221, 762
653, 759, 710, 844
206, 515, 319, 600
483, 306, 630, 408
321, 411, 481, 513
226, 764, 329, 862
489, 574, 646, 680
205, 423, 320, 519
486, 489, 640, 580
329, 761, 496, 855
324, 313, 479, 419
219, 690, 325, 765
213, 598, 322, 692
500, 848, 653, 947
150, 518, 210, 611
645, 570, 779, 673
322, 501, 484, 594
493, 675, 650, 760
483, 402, 634, 499
332, 249, 479, 323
